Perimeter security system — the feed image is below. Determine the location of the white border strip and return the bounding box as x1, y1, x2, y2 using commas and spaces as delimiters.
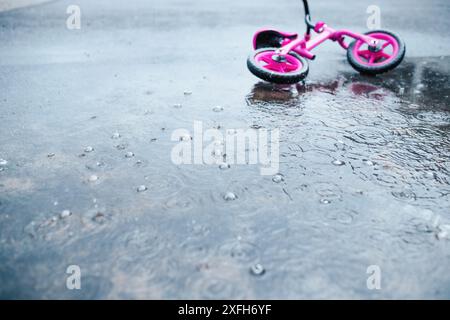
0, 0, 53, 12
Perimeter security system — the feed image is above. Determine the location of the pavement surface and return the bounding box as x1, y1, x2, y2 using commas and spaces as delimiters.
0, 0, 449, 299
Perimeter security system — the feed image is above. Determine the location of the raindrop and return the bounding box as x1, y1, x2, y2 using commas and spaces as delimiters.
115, 143, 127, 150
332, 159, 345, 166
125, 151, 135, 158
0, 159, 8, 166
212, 149, 222, 157
84, 146, 94, 153
92, 211, 107, 224
212, 106, 224, 112
437, 231, 448, 240
179, 134, 192, 141
111, 132, 121, 139
436, 225, 450, 240
250, 263, 265, 276
272, 174, 284, 183
60, 210, 72, 219
224, 192, 237, 201
137, 185, 147, 193
218, 162, 230, 170
88, 175, 99, 182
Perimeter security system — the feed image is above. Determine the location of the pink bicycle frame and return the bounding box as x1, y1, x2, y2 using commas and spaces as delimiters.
278, 24, 378, 60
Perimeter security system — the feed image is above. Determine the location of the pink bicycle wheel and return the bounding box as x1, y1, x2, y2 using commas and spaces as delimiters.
347, 30, 405, 75
247, 48, 309, 84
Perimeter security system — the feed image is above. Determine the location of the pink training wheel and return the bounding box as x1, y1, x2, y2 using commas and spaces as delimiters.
247, 48, 309, 84
347, 30, 405, 75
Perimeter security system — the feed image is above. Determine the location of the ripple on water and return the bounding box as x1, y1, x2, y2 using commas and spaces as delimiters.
391, 190, 417, 202
345, 127, 392, 147
413, 111, 450, 126
324, 209, 359, 225
124, 229, 166, 261
143, 172, 185, 199
185, 261, 250, 299
186, 274, 246, 299
311, 182, 343, 202
218, 240, 260, 263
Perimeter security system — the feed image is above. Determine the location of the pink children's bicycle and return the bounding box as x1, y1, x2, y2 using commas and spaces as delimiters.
247, 0, 406, 84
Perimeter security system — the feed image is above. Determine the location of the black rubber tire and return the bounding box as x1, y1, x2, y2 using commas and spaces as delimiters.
247, 48, 309, 84
347, 30, 405, 75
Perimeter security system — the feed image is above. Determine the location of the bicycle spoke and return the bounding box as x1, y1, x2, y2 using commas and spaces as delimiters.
358, 50, 370, 59
382, 42, 391, 49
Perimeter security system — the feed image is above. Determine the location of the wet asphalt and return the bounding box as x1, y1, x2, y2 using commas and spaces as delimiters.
0, 0, 450, 299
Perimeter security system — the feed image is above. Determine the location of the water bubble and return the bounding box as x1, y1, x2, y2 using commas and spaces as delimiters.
224, 192, 237, 201
84, 146, 94, 153
212, 106, 224, 112
363, 159, 374, 166
115, 143, 127, 150
137, 185, 147, 192
320, 199, 331, 204
173, 103, 182, 109
125, 151, 135, 158
60, 210, 72, 219
436, 225, 450, 240
218, 162, 230, 170
272, 174, 284, 183
179, 134, 192, 141
250, 263, 265, 276
332, 159, 345, 166
92, 211, 108, 224
111, 132, 121, 139
0, 159, 8, 166
88, 175, 99, 182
